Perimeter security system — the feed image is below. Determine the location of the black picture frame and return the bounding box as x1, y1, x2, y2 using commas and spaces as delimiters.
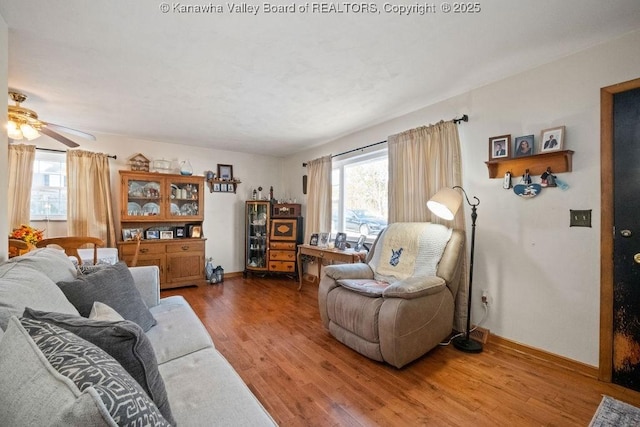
309, 233, 319, 246
175, 226, 186, 238
217, 164, 233, 180
335, 232, 347, 250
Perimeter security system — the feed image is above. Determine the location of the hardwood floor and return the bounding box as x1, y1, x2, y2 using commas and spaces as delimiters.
161, 276, 640, 426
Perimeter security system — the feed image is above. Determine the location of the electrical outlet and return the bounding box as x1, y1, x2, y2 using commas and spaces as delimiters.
481, 290, 489, 305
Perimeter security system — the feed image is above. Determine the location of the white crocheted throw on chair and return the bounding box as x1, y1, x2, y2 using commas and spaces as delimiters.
369, 222, 453, 283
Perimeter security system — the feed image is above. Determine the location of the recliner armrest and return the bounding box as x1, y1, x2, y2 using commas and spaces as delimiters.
383, 276, 446, 299
324, 263, 374, 280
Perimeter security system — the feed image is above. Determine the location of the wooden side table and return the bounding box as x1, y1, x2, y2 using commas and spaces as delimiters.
297, 244, 367, 290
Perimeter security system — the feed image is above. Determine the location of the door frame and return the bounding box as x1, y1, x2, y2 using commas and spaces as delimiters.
600, 77, 640, 381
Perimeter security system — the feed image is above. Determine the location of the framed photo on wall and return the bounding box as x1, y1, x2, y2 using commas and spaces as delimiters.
489, 134, 511, 160
540, 126, 565, 152
513, 135, 534, 157
217, 164, 233, 180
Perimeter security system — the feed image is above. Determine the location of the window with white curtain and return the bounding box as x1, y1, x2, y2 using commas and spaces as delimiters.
30, 151, 67, 220
331, 149, 388, 242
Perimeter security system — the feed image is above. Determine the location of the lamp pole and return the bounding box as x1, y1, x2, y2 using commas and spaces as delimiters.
452, 186, 483, 353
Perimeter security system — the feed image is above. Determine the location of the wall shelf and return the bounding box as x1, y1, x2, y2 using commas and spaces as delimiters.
485, 150, 574, 178
207, 178, 241, 193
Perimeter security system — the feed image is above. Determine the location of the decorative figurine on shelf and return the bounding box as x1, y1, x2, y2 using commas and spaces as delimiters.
258, 186, 263, 200
252, 189, 258, 200
540, 167, 557, 187
180, 160, 193, 176
522, 169, 532, 184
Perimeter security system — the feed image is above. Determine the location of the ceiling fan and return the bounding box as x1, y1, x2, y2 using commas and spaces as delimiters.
7, 90, 95, 148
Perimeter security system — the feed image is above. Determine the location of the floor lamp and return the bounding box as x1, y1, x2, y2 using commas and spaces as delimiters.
427, 186, 483, 353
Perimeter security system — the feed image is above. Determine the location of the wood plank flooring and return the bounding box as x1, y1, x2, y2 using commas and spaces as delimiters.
161, 276, 640, 426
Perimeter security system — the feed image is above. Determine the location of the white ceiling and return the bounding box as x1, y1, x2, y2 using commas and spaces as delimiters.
2, 0, 640, 156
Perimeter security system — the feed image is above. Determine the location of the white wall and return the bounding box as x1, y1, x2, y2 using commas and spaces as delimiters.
34, 133, 282, 273
282, 30, 640, 366
0, 13, 8, 261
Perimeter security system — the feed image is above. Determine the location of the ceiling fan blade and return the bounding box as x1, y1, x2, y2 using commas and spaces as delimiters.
43, 122, 96, 141
39, 126, 80, 148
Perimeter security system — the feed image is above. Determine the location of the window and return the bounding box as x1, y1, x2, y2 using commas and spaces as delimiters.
332, 149, 388, 241
30, 151, 67, 220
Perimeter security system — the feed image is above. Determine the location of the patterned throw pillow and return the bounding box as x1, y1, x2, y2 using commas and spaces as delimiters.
20, 317, 171, 426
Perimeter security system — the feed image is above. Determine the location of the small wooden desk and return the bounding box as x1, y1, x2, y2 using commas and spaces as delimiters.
297, 244, 367, 290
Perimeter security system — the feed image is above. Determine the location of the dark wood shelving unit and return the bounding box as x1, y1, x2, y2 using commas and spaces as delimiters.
485, 150, 574, 178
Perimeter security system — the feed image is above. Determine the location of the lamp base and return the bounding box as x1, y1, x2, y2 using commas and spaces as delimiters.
452, 336, 483, 353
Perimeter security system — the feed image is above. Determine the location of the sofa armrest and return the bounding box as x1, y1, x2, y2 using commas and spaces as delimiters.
129, 266, 160, 308
383, 276, 446, 299
324, 263, 374, 280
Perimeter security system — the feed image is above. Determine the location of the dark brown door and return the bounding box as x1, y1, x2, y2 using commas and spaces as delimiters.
612, 87, 640, 390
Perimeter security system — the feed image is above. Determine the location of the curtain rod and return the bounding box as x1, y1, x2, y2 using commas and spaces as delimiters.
36, 147, 117, 159
302, 114, 468, 167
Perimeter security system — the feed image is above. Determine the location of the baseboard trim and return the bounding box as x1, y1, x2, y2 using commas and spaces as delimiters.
489, 334, 598, 379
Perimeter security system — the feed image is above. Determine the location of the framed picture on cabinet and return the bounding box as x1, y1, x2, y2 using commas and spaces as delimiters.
489, 134, 511, 160
174, 226, 186, 238
122, 229, 132, 241
217, 164, 233, 180
190, 225, 202, 238
540, 126, 565, 152
146, 230, 160, 240
160, 230, 174, 240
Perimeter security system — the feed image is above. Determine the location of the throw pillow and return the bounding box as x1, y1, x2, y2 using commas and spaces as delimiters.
0, 316, 110, 426
89, 301, 125, 322
22, 307, 175, 424
56, 261, 156, 331
13, 316, 170, 426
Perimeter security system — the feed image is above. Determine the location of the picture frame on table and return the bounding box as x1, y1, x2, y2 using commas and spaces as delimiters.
354, 234, 367, 252
160, 230, 174, 240
540, 126, 565, 152
309, 233, 319, 246
335, 232, 347, 250
217, 164, 233, 181
513, 135, 535, 157
146, 230, 160, 240
489, 134, 511, 160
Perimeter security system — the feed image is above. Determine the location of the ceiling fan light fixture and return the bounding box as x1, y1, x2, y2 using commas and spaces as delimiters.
19, 123, 40, 140
7, 120, 23, 140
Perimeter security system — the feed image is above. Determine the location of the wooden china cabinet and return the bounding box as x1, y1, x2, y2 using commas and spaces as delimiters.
117, 170, 206, 289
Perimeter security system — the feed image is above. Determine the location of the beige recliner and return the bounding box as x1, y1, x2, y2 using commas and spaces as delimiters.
318, 222, 465, 368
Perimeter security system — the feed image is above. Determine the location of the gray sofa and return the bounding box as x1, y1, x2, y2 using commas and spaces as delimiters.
0, 248, 277, 426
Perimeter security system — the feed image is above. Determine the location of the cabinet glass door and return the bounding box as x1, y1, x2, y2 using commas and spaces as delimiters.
168, 178, 202, 219
246, 202, 269, 271
124, 177, 162, 220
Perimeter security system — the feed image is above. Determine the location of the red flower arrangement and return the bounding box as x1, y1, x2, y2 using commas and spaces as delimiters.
10, 224, 44, 245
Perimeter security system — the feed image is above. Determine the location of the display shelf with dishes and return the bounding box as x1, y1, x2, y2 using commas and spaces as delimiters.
119, 170, 206, 289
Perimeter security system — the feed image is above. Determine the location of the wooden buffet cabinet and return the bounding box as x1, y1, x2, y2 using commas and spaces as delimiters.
117, 171, 206, 289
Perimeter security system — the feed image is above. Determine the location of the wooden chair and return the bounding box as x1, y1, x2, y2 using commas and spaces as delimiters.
8, 238, 31, 258
36, 236, 105, 265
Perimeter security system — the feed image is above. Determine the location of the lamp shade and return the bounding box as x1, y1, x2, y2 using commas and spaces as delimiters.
7, 120, 23, 140
20, 123, 40, 141
427, 187, 463, 220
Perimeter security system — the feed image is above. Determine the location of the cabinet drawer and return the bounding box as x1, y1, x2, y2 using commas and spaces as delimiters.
166, 240, 205, 253
270, 241, 296, 250
120, 242, 165, 256
269, 261, 295, 272
269, 250, 296, 261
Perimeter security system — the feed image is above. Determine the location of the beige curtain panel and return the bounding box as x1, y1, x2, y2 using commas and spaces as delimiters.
304, 155, 332, 244
8, 144, 36, 230
66, 150, 116, 246
387, 120, 468, 332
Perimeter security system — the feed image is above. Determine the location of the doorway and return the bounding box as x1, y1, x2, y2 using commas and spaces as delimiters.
600, 77, 640, 384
